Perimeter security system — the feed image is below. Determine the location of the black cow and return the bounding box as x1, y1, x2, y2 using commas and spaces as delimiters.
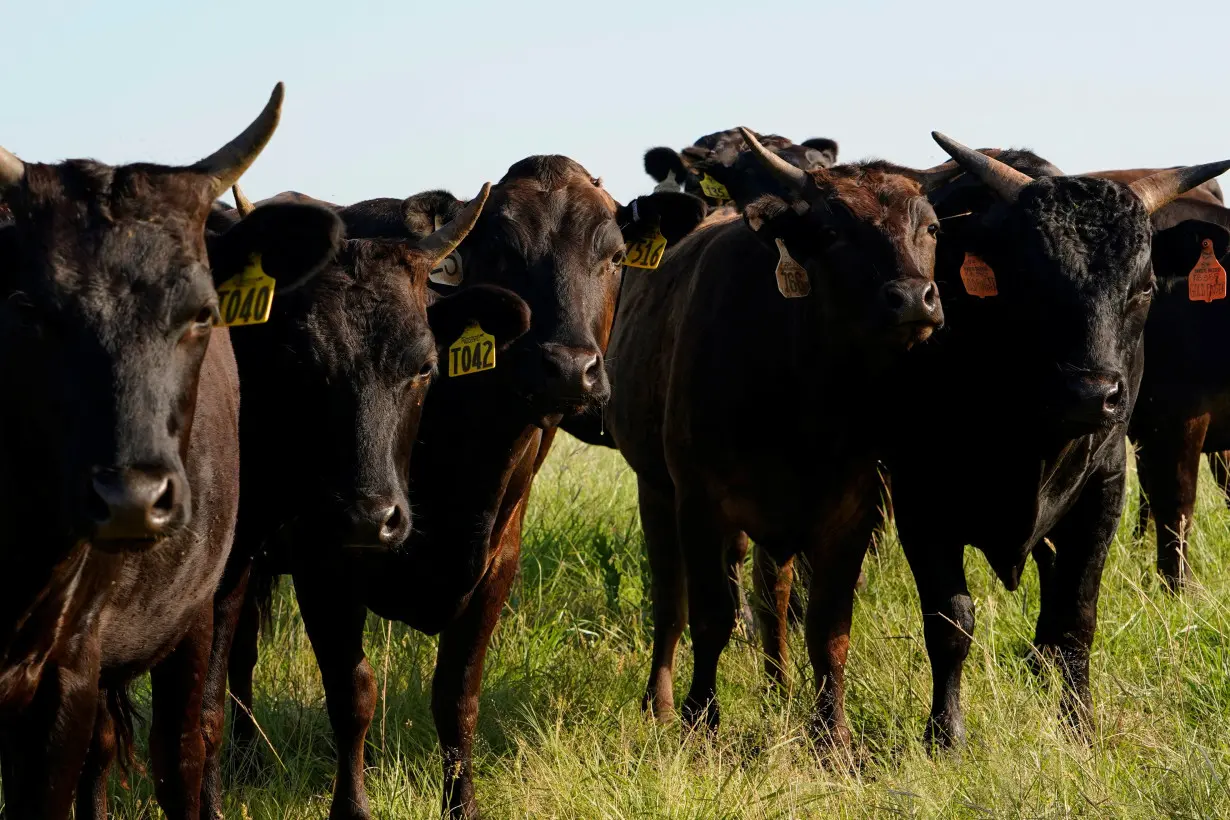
0, 85, 340, 819
197, 185, 532, 816
644, 128, 839, 210
871, 138, 1230, 746
226, 158, 706, 818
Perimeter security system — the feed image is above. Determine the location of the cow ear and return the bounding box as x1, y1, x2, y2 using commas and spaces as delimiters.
618, 191, 707, 246
800, 138, 839, 167
208, 203, 343, 292
644, 147, 688, 187
1152, 218, 1230, 276
426, 284, 531, 354
401, 190, 466, 241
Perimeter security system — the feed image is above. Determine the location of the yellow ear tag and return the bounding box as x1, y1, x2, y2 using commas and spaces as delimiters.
774, 239, 810, 298
214, 254, 276, 327
448, 323, 496, 377
624, 228, 668, 270
698, 174, 731, 202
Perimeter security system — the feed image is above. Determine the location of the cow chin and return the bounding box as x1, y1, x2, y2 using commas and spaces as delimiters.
89, 534, 167, 555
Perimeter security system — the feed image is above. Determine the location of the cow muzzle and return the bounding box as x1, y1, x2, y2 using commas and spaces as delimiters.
88, 465, 185, 550
880, 280, 943, 343
531, 343, 609, 414
343, 496, 410, 551
1061, 371, 1126, 430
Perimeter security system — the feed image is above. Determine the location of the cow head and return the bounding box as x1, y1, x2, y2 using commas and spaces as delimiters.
928, 133, 1230, 434
645, 128, 839, 210
222, 185, 530, 550
0, 84, 336, 553
404, 157, 706, 426
737, 129, 947, 350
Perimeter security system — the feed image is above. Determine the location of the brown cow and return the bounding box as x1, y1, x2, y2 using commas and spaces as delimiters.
224, 158, 707, 818
605, 129, 949, 741
0, 86, 342, 818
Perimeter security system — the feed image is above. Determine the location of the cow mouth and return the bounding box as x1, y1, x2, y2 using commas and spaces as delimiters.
896, 320, 940, 348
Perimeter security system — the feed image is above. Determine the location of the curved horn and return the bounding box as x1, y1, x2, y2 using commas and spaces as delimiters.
931, 132, 1034, 202
0, 146, 24, 190
232, 184, 255, 217
1129, 160, 1230, 215
739, 127, 809, 193
418, 183, 491, 266
191, 83, 284, 197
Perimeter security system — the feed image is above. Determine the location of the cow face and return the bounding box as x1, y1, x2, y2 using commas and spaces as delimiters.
226, 193, 530, 550
645, 129, 838, 209
738, 130, 945, 350
929, 133, 1230, 435
416, 157, 705, 425
0, 85, 304, 553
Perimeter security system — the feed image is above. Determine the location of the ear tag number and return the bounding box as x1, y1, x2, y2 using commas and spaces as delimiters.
698, 174, 731, 202
624, 229, 668, 270
1188, 238, 1227, 303
960, 253, 998, 298
448, 323, 496, 377
430, 253, 464, 286
774, 239, 810, 298
214, 254, 276, 327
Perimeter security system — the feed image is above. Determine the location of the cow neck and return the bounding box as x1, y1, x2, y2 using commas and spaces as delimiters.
342, 374, 544, 630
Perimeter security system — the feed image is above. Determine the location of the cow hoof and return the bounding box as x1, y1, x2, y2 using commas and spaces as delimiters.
923, 716, 965, 752
681, 698, 720, 734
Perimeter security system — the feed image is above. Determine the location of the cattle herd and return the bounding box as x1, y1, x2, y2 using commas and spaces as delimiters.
1, 83, 1230, 820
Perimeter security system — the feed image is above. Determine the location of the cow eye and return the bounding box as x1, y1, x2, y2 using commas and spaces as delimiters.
1139, 278, 1156, 298
612, 250, 626, 268
416, 359, 436, 379
927, 223, 940, 237
192, 305, 217, 332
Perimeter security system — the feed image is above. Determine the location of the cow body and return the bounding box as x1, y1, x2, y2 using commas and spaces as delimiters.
225, 157, 705, 819
607, 137, 947, 740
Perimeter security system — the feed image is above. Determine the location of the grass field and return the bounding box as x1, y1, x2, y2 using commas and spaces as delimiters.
53, 438, 1230, 817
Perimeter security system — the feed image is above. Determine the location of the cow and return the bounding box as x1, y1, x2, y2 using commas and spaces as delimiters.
644, 128, 839, 210
860, 138, 1230, 747
224, 157, 707, 818
0, 85, 344, 819
195, 185, 533, 816
601, 129, 950, 742
1084, 172, 1230, 589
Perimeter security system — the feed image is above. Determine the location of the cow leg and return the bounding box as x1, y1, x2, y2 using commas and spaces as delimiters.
433, 546, 520, 820
1033, 460, 1122, 739
148, 604, 214, 820
294, 571, 374, 820
730, 532, 757, 641
752, 546, 793, 692
0, 659, 101, 819
201, 561, 252, 818
900, 533, 972, 748
74, 691, 118, 820
1139, 417, 1207, 590
1133, 443, 1151, 538
226, 570, 264, 767
787, 551, 811, 628
678, 494, 736, 732
803, 524, 874, 747
639, 479, 686, 723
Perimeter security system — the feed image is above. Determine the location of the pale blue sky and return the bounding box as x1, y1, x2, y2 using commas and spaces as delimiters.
3, 0, 1228, 207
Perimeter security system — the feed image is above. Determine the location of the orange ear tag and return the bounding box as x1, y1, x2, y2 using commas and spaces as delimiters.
1188, 239, 1226, 303
960, 253, 998, 297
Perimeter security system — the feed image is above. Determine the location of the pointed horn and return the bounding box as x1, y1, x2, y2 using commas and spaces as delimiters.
898, 160, 966, 193
0, 146, 24, 190
232, 184, 255, 217
739, 127, 809, 193
931, 132, 1034, 202
191, 83, 284, 197
418, 183, 491, 266
1129, 160, 1230, 215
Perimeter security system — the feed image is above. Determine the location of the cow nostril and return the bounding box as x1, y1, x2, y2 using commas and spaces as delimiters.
1104, 382, 1123, 411
922, 282, 939, 309
882, 286, 905, 311
379, 505, 405, 544
581, 355, 602, 389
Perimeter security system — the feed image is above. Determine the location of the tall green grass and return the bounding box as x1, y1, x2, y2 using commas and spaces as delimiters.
17, 439, 1230, 817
